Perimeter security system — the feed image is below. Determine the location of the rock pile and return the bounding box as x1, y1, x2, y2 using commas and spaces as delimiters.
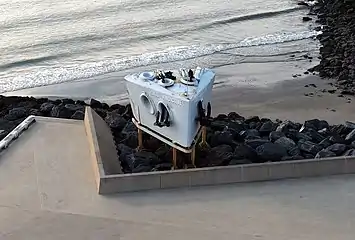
111, 110, 355, 173
0, 96, 130, 141
305, 0, 355, 95
0, 96, 81, 139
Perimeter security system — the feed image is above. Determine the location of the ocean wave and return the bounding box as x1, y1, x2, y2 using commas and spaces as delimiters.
198, 6, 305, 30
0, 0, 185, 31
0, 30, 321, 93
14, 33, 114, 52
1, 3, 304, 32
0, 54, 69, 70
218, 49, 310, 58
97, 7, 307, 45
102, 6, 306, 46
0, 6, 306, 54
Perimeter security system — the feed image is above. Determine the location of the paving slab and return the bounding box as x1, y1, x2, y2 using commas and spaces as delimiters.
0, 123, 41, 211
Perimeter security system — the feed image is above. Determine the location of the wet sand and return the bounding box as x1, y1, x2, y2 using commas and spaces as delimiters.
212, 75, 354, 124
2, 60, 316, 98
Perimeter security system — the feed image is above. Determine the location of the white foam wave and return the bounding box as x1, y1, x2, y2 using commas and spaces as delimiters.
1, 30, 321, 93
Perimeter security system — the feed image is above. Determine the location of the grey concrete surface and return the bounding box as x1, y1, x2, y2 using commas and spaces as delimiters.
1, 117, 355, 239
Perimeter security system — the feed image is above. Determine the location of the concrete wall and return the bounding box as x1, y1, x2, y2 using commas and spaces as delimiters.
98, 157, 355, 194
84, 107, 122, 192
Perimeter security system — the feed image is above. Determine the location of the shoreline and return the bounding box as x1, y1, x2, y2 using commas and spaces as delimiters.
2, 58, 319, 101
3, 74, 353, 124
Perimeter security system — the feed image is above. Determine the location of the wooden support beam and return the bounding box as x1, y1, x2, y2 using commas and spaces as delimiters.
137, 128, 143, 150
191, 146, 196, 168
172, 148, 177, 169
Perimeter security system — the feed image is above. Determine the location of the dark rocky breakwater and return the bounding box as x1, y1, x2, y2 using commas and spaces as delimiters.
302, 0, 355, 95
0, 96, 84, 140
114, 112, 355, 173
0, 95, 354, 173
0, 96, 130, 140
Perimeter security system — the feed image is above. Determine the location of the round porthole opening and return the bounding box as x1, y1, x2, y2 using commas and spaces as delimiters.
158, 102, 173, 124
140, 93, 155, 115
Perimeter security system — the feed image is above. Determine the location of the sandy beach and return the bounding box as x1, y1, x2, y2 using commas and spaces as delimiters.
212, 75, 354, 124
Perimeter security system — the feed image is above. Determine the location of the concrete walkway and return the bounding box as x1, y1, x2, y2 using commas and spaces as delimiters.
0, 117, 355, 239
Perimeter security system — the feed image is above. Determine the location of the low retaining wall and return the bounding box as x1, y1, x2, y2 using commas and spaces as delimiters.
98, 157, 355, 194
84, 107, 355, 194
84, 107, 123, 192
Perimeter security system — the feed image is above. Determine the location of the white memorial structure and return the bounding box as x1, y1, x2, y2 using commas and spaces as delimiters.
124, 67, 215, 168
